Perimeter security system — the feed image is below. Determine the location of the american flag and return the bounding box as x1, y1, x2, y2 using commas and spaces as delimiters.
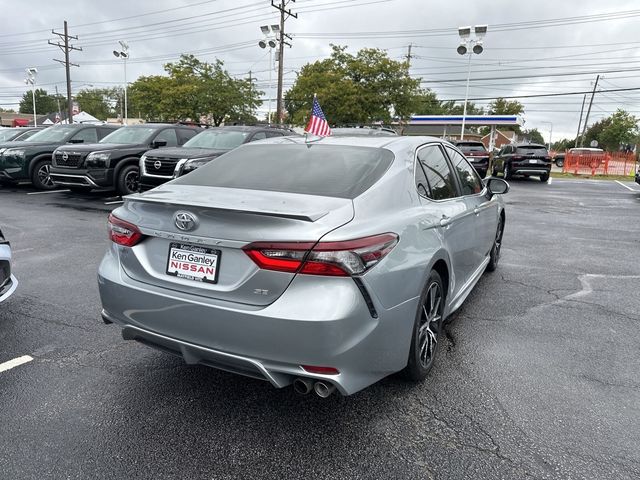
305, 96, 331, 137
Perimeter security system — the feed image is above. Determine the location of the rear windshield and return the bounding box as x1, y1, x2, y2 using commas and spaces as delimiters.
184, 129, 248, 149
516, 145, 548, 155
457, 143, 486, 152
172, 144, 394, 199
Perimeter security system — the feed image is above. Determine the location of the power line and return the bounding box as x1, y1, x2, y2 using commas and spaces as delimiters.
438, 86, 640, 102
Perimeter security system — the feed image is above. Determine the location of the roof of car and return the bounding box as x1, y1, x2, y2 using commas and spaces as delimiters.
513, 143, 547, 147
216, 125, 293, 132
249, 134, 446, 150
454, 140, 484, 145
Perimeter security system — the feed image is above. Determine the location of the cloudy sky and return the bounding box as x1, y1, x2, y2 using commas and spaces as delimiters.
1, 0, 639, 140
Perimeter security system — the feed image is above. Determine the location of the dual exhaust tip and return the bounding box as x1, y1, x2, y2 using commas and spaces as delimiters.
293, 377, 336, 398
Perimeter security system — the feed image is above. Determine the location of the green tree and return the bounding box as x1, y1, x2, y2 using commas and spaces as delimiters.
285, 45, 423, 125
598, 109, 638, 151
128, 54, 262, 125
75, 88, 119, 120
487, 98, 524, 116
19, 88, 57, 115
522, 128, 545, 145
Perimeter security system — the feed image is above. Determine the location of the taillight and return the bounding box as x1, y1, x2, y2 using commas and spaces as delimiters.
512, 155, 523, 160
243, 233, 398, 277
108, 213, 145, 247
302, 365, 340, 375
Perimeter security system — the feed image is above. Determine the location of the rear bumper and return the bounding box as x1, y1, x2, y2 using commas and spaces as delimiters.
511, 165, 551, 175
98, 246, 417, 395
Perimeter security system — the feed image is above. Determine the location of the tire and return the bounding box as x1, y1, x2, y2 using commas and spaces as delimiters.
486, 216, 504, 272
30, 159, 55, 190
403, 270, 445, 381
555, 158, 564, 168
540, 172, 549, 182
503, 162, 512, 180
116, 164, 140, 196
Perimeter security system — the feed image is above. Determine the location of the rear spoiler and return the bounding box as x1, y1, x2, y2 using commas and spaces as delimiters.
126, 195, 329, 222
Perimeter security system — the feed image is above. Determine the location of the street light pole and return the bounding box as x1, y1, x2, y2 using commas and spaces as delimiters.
113, 41, 129, 125
259, 26, 278, 124
25, 68, 38, 126
457, 25, 487, 140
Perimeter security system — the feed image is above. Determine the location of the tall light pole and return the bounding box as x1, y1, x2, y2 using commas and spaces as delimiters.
457, 25, 487, 140
113, 41, 129, 125
24, 68, 38, 126
258, 26, 278, 124
541, 121, 553, 150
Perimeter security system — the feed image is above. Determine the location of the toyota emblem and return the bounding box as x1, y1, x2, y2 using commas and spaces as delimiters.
62, 151, 69, 161
154, 160, 162, 170
174, 211, 198, 232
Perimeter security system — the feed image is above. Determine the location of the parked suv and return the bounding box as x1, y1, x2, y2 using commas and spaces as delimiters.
0, 127, 47, 143
138, 125, 294, 191
492, 143, 552, 182
50, 123, 200, 195
0, 124, 119, 190
453, 140, 490, 177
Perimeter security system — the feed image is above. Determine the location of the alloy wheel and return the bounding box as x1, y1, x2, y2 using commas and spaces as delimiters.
418, 281, 442, 369
38, 163, 54, 188
124, 170, 139, 194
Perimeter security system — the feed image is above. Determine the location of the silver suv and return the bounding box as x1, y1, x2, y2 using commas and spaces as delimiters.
0, 228, 18, 303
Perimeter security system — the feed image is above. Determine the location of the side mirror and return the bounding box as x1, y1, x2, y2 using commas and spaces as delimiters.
68, 139, 84, 144
485, 177, 509, 197
152, 140, 167, 148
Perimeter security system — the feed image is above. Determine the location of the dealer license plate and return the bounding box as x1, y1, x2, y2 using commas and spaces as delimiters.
166, 242, 220, 284
529, 159, 538, 164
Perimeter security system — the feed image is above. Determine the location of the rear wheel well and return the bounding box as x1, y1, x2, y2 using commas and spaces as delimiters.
431, 259, 449, 300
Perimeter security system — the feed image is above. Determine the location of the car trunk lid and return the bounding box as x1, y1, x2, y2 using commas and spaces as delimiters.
115, 185, 354, 306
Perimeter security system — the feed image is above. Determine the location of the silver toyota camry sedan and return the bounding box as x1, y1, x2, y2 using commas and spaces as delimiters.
98, 135, 509, 397
0, 227, 18, 303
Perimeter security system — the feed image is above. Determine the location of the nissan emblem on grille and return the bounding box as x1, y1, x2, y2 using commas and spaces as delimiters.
174, 212, 198, 232
154, 160, 162, 170
62, 151, 69, 162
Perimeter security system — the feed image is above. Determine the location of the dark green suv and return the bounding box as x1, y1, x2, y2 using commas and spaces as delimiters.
0, 124, 119, 190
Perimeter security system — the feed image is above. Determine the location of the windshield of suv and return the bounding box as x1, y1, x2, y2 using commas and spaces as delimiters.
99, 127, 157, 144
516, 145, 548, 155
457, 143, 486, 152
25, 125, 77, 143
183, 130, 249, 149
0, 129, 19, 141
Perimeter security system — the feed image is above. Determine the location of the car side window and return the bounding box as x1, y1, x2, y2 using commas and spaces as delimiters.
265, 130, 284, 138
414, 155, 430, 198
98, 127, 117, 139
71, 128, 98, 143
154, 129, 178, 147
446, 147, 483, 195
417, 145, 458, 200
250, 132, 268, 142
178, 128, 198, 145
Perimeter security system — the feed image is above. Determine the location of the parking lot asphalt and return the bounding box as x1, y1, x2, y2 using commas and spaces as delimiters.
1, 179, 639, 480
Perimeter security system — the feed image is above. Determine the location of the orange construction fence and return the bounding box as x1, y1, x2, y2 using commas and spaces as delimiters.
562, 151, 637, 176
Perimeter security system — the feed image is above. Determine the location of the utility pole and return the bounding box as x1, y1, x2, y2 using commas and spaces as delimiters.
579, 75, 599, 147
271, 0, 297, 125
406, 43, 414, 66
49, 21, 82, 124
574, 94, 587, 148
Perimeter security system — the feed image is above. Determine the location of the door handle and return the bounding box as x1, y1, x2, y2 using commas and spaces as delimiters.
474, 208, 480, 216
440, 215, 451, 228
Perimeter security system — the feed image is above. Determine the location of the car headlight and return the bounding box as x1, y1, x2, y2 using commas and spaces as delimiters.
182, 157, 212, 174
4, 148, 25, 159
86, 151, 111, 168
